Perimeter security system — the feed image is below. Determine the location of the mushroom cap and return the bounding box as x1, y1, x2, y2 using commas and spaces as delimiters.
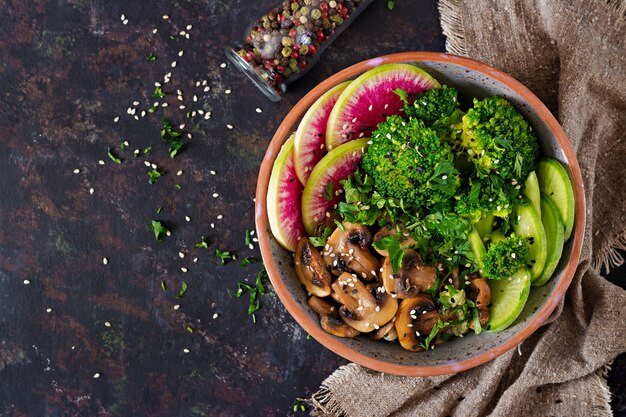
320, 315, 360, 338
323, 224, 379, 280
307, 295, 338, 318
381, 250, 437, 299
373, 223, 417, 257
468, 276, 491, 327
395, 294, 442, 352
332, 274, 398, 333
295, 238, 332, 297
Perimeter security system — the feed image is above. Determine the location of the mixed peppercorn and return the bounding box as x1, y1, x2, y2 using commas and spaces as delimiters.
234, 0, 369, 96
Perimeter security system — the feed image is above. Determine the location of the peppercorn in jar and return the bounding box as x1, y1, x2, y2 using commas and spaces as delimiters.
226, 0, 373, 101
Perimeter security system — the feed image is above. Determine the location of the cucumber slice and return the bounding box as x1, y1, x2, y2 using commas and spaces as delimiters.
532, 195, 565, 286
468, 226, 487, 274
475, 213, 495, 239
536, 158, 575, 240
523, 171, 541, 218
513, 200, 547, 281
487, 268, 531, 332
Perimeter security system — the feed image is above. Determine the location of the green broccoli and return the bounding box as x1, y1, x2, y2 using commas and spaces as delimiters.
482, 234, 528, 280
402, 85, 460, 125
455, 174, 518, 224
362, 115, 460, 211
454, 96, 538, 182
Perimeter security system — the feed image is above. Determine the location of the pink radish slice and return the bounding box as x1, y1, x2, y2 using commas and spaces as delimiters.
294, 81, 351, 185
267, 134, 306, 251
325, 64, 440, 151
301, 138, 369, 236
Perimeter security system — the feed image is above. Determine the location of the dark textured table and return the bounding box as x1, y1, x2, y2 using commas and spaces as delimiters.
0, 1, 623, 416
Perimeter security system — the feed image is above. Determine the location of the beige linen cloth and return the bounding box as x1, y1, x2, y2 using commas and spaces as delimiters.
309, 1, 626, 416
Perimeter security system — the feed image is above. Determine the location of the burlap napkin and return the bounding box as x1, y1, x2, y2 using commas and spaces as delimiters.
309, 1, 626, 416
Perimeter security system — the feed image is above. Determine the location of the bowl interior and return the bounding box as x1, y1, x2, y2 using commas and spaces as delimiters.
258, 55, 583, 375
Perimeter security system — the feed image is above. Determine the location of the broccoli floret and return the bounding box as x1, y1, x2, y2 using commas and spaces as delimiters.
455, 175, 518, 224
455, 96, 538, 181
483, 234, 528, 280
404, 85, 460, 125
362, 115, 460, 211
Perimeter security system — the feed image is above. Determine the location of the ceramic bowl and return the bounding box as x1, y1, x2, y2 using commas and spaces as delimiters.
255, 52, 585, 376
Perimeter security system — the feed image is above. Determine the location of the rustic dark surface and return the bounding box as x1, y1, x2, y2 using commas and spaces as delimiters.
0, 1, 623, 416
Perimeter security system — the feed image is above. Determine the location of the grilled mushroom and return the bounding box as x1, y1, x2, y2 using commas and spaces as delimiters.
295, 238, 332, 297
307, 296, 337, 317
438, 266, 460, 292
370, 319, 398, 341
395, 295, 442, 352
381, 250, 437, 298
331, 273, 398, 333
468, 276, 491, 328
323, 223, 379, 280
373, 223, 416, 257
320, 315, 360, 338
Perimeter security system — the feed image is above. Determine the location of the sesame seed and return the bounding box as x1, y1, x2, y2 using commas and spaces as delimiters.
161, 103, 168, 107
210, 223, 215, 228
23, 279, 30, 285
177, 170, 183, 176
173, 304, 180, 310
120, 14, 126, 21
144, 161, 151, 167
162, 14, 169, 19
186, 24, 192, 30
102, 257, 108, 265
442, 175, 448, 180
204, 86, 210, 92
248, 243, 254, 250
193, 258, 198, 263
93, 373, 101, 379
217, 215, 223, 220
226, 124, 233, 129
46, 308, 52, 313
210, 170, 216, 175
151, 163, 157, 169
98, 160, 105, 165
113, 116, 119, 123
220, 62, 226, 68
152, 28, 158, 34
123, 19, 128, 25
179, 124, 185, 129
178, 50, 184, 57
183, 348, 190, 353
213, 313, 219, 319
368, 104, 373, 111
104, 321, 111, 327
193, 95, 198, 102
185, 216, 191, 222
181, 267, 188, 273
89, 188, 94, 195
179, 105, 186, 110
171, 61, 177, 68
166, 230, 171, 237
256, 108, 262, 113
225, 89, 231, 95
212, 193, 219, 198
73, 169, 80, 174
511, 253, 516, 258
179, 252, 185, 258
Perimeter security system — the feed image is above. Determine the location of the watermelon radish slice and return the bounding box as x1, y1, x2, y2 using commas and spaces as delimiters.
325, 64, 440, 151
302, 138, 369, 236
267, 134, 306, 252
294, 81, 352, 185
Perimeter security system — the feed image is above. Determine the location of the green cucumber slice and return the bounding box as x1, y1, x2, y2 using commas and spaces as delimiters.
513, 200, 547, 281
536, 158, 575, 240
468, 226, 487, 274
523, 171, 541, 218
532, 195, 565, 286
487, 267, 531, 332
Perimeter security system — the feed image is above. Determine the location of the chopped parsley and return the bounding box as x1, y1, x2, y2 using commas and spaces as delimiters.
152, 86, 166, 99
143, 146, 152, 155
160, 280, 167, 291
419, 318, 445, 350
156, 206, 163, 214
161, 117, 184, 159
174, 184, 182, 190
372, 235, 404, 274
240, 257, 257, 267
387, 0, 396, 10
146, 53, 157, 61
245, 229, 252, 247
176, 281, 188, 299
309, 226, 332, 247
215, 249, 236, 265
107, 147, 122, 164
234, 265, 268, 323
195, 237, 209, 249
148, 168, 163, 185
148, 220, 168, 240
293, 399, 307, 412
323, 182, 334, 202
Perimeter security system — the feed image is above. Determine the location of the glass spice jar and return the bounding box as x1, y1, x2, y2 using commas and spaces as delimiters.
226, 0, 373, 102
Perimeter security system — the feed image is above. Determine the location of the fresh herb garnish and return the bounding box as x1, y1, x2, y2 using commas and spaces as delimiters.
306, 334, 313, 340
146, 53, 157, 61
256, 266, 267, 294
387, 0, 396, 11
372, 235, 404, 274
245, 229, 252, 247
234, 265, 268, 323
174, 183, 182, 190
156, 206, 163, 214
119, 141, 126, 151
148, 168, 163, 185
176, 281, 188, 299
152, 86, 166, 99
107, 147, 122, 164
240, 257, 257, 267
309, 226, 333, 247
195, 237, 209, 249
143, 146, 152, 155
148, 220, 168, 240
161, 117, 184, 159
186, 326, 194, 333
323, 182, 334, 201
293, 399, 307, 412
393, 87, 408, 104
420, 318, 445, 350
160, 280, 167, 291
215, 249, 236, 265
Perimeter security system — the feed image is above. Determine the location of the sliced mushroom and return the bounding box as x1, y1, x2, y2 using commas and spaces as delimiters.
320, 315, 360, 338
331, 273, 398, 333
373, 223, 417, 257
295, 238, 332, 297
438, 266, 460, 292
381, 250, 437, 299
323, 223, 379, 280
307, 296, 338, 317
395, 295, 442, 352
468, 276, 491, 328
370, 319, 398, 341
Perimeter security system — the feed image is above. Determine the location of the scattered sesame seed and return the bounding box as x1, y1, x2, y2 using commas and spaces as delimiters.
123, 19, 128, 25
186, 24, 192, 30
178, 50, 184, 57
144, 161, 151, 167
73, 169, 80, 174
210, 223, 215, 228
181, 267, 188, 273
226, 124, 233, 129
113, 116, 119, 122
225, 89, 231, 95
179, 252, 185, 259
174, 304, 180, 310
217, 215, 223, 220
98, 160, 105, 165
151, 163, 157, 169
193, 258, 198, 263
152, 28, 158, 34
161, 102, 168, 107
162, 14, 169, 19
46, 308, 52, 313
102, 257, 108, 265
203, 86, 210, 92
213, 313, 219, 319
185, 216, 191, 222
171, 61, 177, 68
212, 193, 219, 198
183, 348, 190, 353
120, 14, 126, 21
93, 373, 101, 379
104, 321, 111, 327
220, 62, 227, 68
89, 188, 94, 195
210, 170, 216, 175
177, 170, 183, 176
166, 230, 171, 236
23, 279, 30, 285
179, 124, 185, 129
248, 243, 254, 250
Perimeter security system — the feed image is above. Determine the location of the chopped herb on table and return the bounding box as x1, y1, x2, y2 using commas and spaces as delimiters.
148, 220, 168, 240
152, 86, 166, 99
176, 281, 188, 298
195, 237, 209, 249
293, 399, 307, 412
107, 147, 122, 164
161, 117, 184, 159
234, 265, 268, 323
215, 249, 236, 265
240, 257, 257, 267
146, 53, 157, 61
148, 168, 162, 185
387, 0, 396, 11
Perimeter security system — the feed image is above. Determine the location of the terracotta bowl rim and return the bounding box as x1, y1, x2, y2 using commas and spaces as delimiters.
254, 52, 586, 376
